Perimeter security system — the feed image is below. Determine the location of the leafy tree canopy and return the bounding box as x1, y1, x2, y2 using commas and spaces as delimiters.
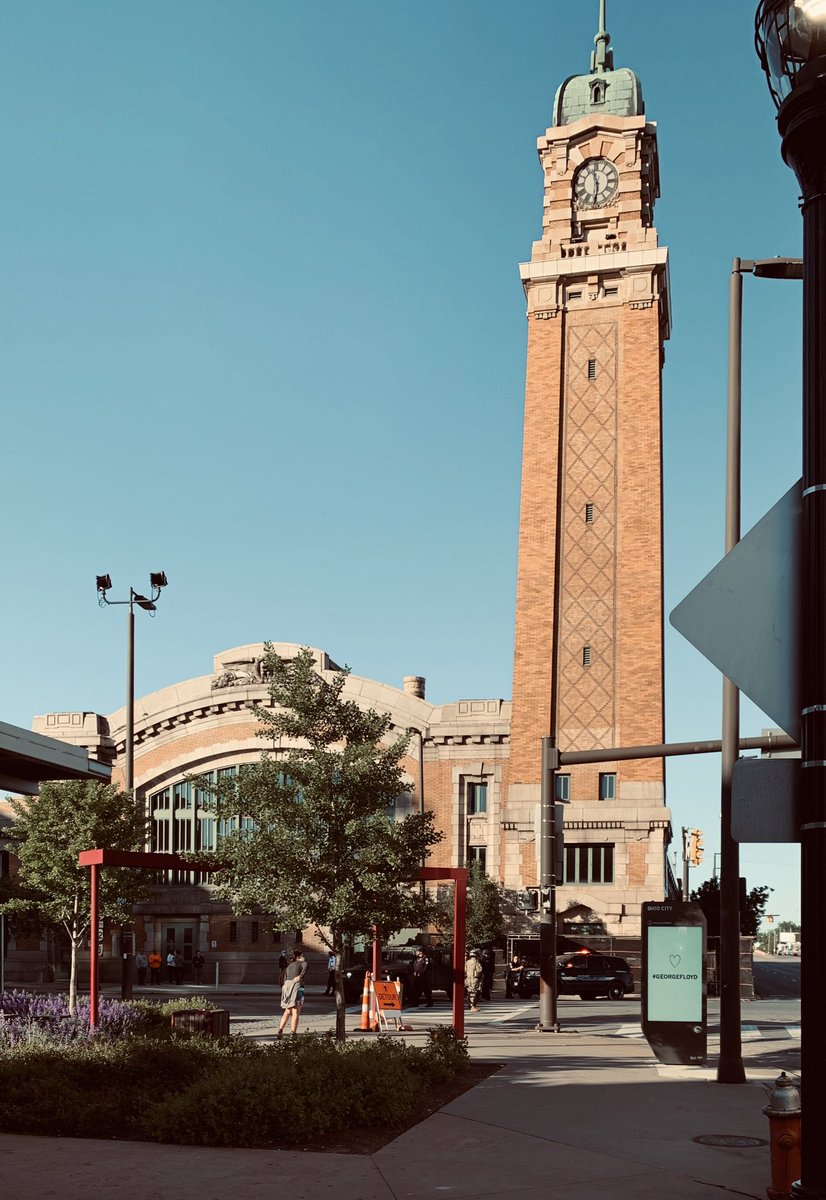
0, 780, 150, 1011
201, 646, 443, 1037
689, 876, 771, 938
458, 863, 504, 948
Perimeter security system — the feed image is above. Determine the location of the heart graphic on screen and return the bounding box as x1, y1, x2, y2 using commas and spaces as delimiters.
669, 954, 681, 967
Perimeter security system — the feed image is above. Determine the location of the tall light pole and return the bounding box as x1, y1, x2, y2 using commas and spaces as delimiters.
407, 726, 428, 901
96, 572, 169, 793
719, 256, 802, 1087
755, 4, 826, 1194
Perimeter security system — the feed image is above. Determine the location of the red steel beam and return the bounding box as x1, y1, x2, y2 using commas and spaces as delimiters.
80, 853, 468, 1035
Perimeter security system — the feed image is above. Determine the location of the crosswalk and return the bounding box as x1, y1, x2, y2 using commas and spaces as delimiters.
615, 1021, 800, 1042
343, 999, 801, 1044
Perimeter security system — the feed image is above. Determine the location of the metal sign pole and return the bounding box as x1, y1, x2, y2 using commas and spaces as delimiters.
538, 737, 559, 1031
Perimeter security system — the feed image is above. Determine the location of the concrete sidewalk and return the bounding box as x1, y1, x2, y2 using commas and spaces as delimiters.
0, 1019, 792, 1200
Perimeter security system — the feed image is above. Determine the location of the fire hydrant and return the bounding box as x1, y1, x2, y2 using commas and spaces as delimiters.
763, 1072, 801, 1200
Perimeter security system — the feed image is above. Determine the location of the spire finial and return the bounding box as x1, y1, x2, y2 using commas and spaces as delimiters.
590, 0, 614, 73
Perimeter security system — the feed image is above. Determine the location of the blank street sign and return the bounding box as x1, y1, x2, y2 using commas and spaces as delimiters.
731, 757, 800, 843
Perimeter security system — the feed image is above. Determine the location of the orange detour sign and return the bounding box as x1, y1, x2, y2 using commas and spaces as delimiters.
372, 980, 404, 1031
373, 981, 402, 1012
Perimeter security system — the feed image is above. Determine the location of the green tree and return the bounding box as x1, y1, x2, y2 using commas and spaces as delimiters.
204, 645, 443, 1041
689, 876, 771, 939
0, 781, 150, 1013
462, 864, 504, 947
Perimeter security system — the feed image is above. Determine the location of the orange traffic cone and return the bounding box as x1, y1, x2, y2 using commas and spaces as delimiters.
359, 971, 372, 1031
370, 977, 381, 1031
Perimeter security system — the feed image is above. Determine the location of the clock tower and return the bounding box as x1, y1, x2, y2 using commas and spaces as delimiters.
506, 3, 672, 934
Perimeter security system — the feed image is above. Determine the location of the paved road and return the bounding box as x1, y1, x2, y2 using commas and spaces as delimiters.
753, 953, 801, 1000
134, 985, 800, 1054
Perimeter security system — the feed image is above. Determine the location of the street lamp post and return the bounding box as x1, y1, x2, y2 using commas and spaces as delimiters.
96, 571, 168, 1000
719, 256, 802, 1087
96, 572, 169, 793
755, 4, 826, 1194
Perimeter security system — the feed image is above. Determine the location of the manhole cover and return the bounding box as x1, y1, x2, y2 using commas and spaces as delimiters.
693, 1135, 768, 1148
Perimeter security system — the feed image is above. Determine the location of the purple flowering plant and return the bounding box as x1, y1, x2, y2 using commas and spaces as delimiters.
0, 990, 148, 1046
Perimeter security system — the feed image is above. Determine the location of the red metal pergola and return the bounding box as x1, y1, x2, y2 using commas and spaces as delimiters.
78, 850, 468, 1036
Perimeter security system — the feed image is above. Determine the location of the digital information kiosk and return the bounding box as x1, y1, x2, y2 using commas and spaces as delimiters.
642, 900, 707, 1066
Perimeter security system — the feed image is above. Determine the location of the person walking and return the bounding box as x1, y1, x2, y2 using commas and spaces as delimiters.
148, 950, 162, 985
134, 948, 148, 986
505, 954, 524, 999
277, 949, 308, 1038
324, 951, 336, 995
465, 949, 483, 1012
192, 950, 205, 985
412, 947, 433, 1007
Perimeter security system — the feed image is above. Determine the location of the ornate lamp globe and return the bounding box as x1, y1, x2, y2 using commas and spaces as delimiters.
755, 0, 826, 106
756, 0, 826, 193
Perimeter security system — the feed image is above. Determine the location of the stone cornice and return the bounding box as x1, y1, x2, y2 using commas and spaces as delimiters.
109, 693, 511, 756
520, 245, 668, 285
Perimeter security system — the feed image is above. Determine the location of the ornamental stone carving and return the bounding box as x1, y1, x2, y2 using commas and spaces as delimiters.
211, 656, 273, 690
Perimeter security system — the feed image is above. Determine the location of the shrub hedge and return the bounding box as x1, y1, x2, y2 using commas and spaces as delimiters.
0, 1007, 470, 1147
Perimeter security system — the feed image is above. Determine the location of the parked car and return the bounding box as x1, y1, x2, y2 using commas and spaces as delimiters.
517, 952, 634, 1001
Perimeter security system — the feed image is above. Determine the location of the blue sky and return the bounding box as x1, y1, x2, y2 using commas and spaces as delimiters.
1, 1, 802, 924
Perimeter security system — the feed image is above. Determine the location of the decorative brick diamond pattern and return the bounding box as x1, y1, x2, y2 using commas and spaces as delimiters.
558, 321, 617, 751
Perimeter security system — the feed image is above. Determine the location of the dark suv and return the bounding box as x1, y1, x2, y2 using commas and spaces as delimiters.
379, 945, 454, 1006
518, 952, 634, 1000
343, 946, 453, 1006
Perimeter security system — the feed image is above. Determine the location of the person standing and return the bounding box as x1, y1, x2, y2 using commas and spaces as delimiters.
481, 948, 495, 1001
148, 950, 162, 985
175, 949, 185, 985
278, 950, 288, 986
134, 948, 148, 986
505, 954, 524, 999
324, 951, 336, 995
166, 948, 177, 984
465, 949, 483, 1012
412, 948, 433, 1007
192, 949, 205, 985
277, 949, 308, 1038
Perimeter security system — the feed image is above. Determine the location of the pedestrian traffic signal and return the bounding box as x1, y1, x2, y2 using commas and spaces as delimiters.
516, 887, 540, 912
688, 829, 704, 867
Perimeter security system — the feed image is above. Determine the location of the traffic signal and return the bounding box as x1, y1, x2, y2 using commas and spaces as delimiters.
688, 829, 704, 867
516, 888, 540, 912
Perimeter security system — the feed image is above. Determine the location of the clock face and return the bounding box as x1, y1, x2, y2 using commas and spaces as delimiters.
574, 158, 619, 209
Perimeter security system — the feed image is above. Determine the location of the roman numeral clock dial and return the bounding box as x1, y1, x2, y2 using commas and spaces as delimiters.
574, 157, 619, 208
